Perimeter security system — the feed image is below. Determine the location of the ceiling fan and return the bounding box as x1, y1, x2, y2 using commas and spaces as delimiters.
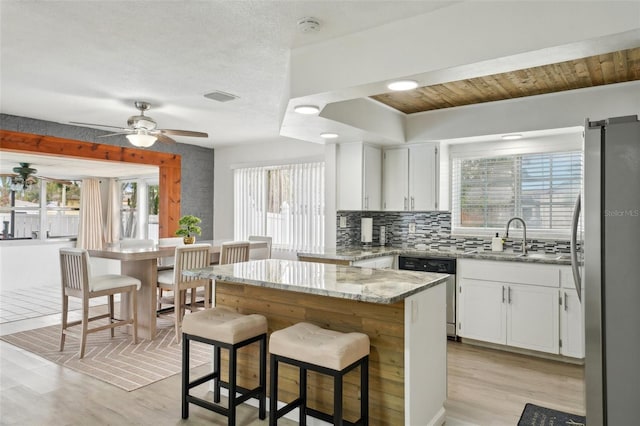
0, 163, 72, 191
70, 101, 209, 147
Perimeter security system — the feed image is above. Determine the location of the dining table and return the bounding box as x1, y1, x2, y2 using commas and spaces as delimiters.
88, 239, 268, 340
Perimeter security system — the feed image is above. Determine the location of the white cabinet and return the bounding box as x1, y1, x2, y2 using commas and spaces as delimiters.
458, 278, 506, 344
352, 255, 394, 269
383, 143, 439, 211
506, 283, 559, 353
559, 267, 585, 358
457, 259, 580, 357
337, 142, 381, 210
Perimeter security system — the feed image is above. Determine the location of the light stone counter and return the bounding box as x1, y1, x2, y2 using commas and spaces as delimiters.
184, 258, 448, 304
298, 246, 572, 265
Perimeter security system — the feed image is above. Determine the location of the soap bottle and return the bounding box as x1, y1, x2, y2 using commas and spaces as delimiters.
491, 233, 503, 252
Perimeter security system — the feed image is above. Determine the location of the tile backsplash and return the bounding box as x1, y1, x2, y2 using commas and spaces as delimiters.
336, 211, 579, 254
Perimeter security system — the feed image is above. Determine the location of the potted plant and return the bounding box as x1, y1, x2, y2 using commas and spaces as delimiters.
175, 214, 202, 244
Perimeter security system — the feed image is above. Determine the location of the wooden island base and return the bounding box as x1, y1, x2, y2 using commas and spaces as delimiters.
213, 279, 447, 425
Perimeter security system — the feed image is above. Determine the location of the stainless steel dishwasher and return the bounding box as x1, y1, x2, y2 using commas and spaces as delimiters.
398, 256, 457, 340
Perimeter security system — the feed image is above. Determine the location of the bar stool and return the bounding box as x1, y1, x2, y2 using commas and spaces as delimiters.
269, 322, 370, 426
181, 307, 267, 425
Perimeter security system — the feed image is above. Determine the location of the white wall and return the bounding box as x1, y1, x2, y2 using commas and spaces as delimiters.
213, 138, 326, 242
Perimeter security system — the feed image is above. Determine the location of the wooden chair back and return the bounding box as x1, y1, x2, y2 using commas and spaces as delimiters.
158, 237, 184, 268
220, 241, 250, 264
248, 235, 272, 259
173, 244, 211, 289
59, 248, 91, 297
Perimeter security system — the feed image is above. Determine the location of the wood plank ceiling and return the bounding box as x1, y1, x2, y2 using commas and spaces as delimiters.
371, 47, 640, 114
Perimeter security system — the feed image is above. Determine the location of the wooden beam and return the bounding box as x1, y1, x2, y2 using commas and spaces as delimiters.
0, 129, 181, 237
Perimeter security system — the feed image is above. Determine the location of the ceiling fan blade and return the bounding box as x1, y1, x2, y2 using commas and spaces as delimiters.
97, 131, 133, 138
159, 129, 208, 138
156, 134, 177, 144
70, 121, 128, 131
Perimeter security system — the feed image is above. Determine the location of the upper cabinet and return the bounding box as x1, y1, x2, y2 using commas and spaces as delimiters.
337, 142, 381, 210
383, 143, 439, 211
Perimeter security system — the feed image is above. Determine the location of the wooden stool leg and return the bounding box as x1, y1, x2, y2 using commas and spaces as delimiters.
60, 294, 68, 351
131, 287, 138, 344
79, 298, 89, 359
108, 294, 115, 338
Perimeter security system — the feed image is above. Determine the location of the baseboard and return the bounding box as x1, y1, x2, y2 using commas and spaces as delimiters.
458, 338, 585, 365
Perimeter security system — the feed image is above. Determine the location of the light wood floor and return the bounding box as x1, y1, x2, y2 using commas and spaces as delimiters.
0, 318, 585, 426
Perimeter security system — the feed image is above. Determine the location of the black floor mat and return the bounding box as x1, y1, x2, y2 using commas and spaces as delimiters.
518, 403, 585, 426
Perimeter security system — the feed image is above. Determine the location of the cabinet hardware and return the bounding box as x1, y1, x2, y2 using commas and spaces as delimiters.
502, 286, 506, 303
404, 197, 408, 210
411, 196, 415, 210
559, 339, 563, 348
564, 292, 568, 311
508, 287, 512, 304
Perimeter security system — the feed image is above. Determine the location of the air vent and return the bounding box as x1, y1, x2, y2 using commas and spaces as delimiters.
204, 90, 239, 102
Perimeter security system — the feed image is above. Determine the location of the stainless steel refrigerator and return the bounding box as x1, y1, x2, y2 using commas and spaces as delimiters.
579, 115, 640, 425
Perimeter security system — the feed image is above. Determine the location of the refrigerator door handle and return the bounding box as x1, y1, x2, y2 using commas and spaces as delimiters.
570, 193, 582, 302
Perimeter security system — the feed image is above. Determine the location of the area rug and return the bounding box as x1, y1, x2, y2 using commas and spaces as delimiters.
0, 317, 211, 391
518, 403, 586, 426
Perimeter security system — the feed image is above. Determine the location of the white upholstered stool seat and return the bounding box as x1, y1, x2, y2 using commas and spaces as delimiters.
181, 307, 267, 344
181, 307, 267, 425
269, 322, 370, 371
269, 322, 370, 425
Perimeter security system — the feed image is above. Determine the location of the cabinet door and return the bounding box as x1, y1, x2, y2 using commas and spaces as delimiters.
560, 288, 585, 358
458, 278, 506, 345
383, 148, 409, 210
337, 143, 364, 210
409, 144, 438, 210
507, 284, 559, 354
363, 145, 381, 210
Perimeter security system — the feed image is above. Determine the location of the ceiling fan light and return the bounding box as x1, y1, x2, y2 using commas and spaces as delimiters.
126, 132, 157, 147
387, 80, 419, 91
294, 105, 320, 114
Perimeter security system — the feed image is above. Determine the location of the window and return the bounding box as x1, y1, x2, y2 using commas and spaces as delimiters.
0, 178, 80, 240
452, 150, 582, 238
234, 161, 325, 252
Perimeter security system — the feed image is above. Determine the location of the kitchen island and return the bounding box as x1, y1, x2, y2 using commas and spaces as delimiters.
184, 259, 449, 426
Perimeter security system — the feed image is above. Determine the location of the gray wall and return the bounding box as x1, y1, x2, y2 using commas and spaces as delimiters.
0, 114, 215, 239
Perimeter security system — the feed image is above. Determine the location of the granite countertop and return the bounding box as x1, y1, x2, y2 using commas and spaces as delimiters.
183, 259, 449, 304
298, 246, 573, 265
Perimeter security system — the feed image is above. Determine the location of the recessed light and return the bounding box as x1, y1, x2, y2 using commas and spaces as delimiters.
502, 134, 523, 140
387, 80, 419, 91
320, 132, 339, 139
294, 105, 320, 114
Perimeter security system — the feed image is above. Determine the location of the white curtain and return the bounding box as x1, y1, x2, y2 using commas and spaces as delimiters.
234, 162, 324, 253
76, 178, 103, 249
103, 178, 120, 244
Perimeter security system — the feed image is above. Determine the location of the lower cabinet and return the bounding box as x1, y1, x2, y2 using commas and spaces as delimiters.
560, 288, 584, 358
458, 279, 559, 353
458, 259, 583, 358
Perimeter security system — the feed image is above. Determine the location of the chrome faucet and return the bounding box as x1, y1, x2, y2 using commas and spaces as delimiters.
505, 217, 528, 254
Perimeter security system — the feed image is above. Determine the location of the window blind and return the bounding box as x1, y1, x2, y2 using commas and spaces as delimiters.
451, 150, 583, 238
234, 161, 325, 252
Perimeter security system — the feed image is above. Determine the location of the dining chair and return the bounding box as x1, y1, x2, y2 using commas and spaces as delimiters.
248, 235, 272, 260
156, 237, 185, 311
59, 248, 140, 359
157, 243, 212, 339
220, 241, 251, 264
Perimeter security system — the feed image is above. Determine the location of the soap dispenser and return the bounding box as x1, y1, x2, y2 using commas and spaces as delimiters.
491, 233, 504, 252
